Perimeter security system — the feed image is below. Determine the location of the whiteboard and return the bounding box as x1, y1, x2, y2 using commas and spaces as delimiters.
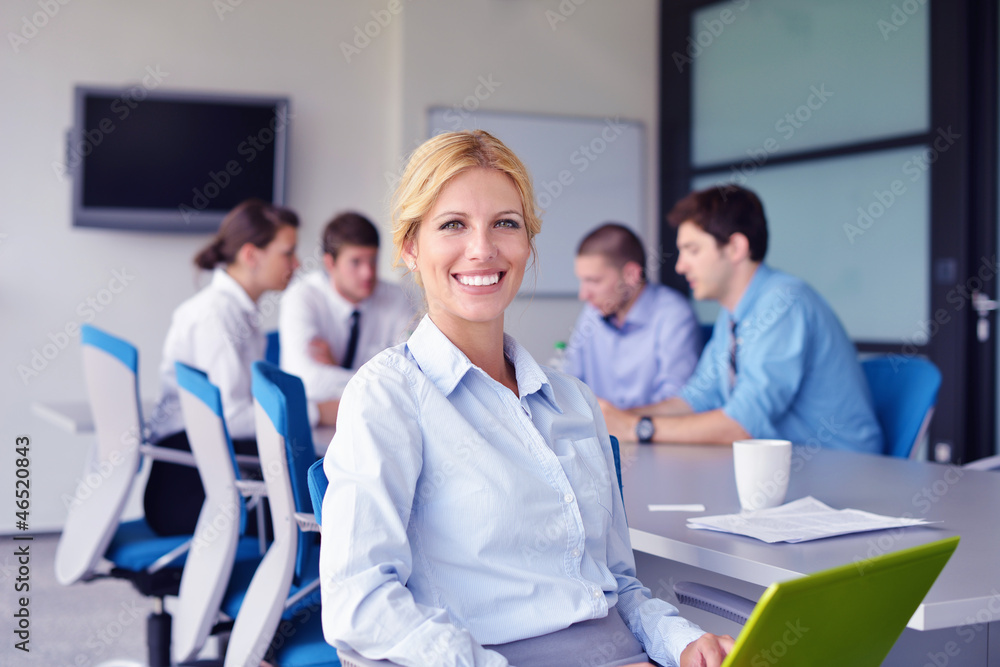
427, 109, 646, 295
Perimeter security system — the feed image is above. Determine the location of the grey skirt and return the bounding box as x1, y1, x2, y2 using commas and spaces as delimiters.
484, 607, 649, 667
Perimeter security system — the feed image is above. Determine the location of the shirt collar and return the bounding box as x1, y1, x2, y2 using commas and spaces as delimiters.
322, 271, 369, 316
730, 263, 773, 325
211, 267, 257, 314
406, 315, 558, 408
600, 284, 652, 332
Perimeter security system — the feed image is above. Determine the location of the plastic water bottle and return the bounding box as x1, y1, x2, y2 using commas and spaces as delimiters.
548, 341, 567, 371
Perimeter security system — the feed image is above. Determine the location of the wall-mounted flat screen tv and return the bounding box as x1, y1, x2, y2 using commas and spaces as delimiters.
70, 86, 289, 233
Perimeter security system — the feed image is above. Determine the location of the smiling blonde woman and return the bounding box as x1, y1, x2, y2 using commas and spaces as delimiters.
318, 131, 733, 667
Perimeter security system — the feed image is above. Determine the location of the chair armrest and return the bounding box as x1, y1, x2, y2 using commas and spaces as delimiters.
673, 581, 756, 625
294, 512, 320, 533
234, 479, 268, 498
147, 538, 192, 574
139, 443, 197, 467
337, 648, 402, 667
964, 454, 1000, 471
284, 577, 320, 610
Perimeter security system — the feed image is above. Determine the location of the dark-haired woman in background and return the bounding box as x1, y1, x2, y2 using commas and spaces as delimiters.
144, 198, 300, 536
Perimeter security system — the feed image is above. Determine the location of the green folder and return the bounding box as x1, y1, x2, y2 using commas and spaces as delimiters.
721, 535, 959, 666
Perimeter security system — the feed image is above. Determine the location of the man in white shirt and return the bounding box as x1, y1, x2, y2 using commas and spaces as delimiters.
279, 212, 415, 424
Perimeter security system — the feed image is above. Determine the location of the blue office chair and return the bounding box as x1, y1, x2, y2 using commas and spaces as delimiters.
56, 324, 193, 667
861, 355, 941, 458
172, 362, 270, 664
265, 330, 281, 366
223, 361, 339, 667
304, 436, 625, 667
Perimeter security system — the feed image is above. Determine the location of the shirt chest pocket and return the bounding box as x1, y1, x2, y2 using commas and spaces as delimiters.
558, 436, 615, 517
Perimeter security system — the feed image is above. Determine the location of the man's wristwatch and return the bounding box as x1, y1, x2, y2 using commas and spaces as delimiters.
636, 416, 655, 444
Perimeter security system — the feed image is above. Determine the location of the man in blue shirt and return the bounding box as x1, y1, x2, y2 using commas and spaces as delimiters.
567, 223, 701, 409
599, 186, 883, 453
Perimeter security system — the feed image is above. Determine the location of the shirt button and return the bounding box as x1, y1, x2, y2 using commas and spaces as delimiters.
564, 493, 574, 504
592, 588, 602, 599
571, 549, 580, 558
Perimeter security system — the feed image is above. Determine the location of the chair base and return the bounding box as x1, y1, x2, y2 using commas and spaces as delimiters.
109, 566, 184, 599
148, 609, 172, 667
84, 568, 183, 667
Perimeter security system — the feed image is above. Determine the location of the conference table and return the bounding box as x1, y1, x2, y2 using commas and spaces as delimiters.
33, 399, 337, 456
621, 441, 1000, 666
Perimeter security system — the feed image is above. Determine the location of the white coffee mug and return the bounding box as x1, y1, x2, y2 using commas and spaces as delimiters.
733, 439, 792, 511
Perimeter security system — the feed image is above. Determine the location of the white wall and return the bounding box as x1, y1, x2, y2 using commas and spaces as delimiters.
398, 1, 661, 353
1, 0, 659, 532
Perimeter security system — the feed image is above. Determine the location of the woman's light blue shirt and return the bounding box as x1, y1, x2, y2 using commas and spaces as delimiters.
320, 315, 704, 666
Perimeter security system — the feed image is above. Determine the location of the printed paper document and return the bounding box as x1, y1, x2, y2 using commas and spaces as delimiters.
687, 496, 934, 543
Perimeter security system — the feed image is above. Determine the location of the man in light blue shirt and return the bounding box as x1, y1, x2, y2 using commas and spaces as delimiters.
599, 185, 882, 453
567, 223, 701, 409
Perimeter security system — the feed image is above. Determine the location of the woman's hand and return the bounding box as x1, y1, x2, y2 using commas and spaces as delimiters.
680, 632, 735, 667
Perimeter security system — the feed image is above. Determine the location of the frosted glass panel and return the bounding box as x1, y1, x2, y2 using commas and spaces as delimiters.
690, 0, 929, 166
693, 147, 929, 342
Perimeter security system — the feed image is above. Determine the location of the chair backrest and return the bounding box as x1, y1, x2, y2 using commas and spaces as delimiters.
173, 361, 247, 662
55, 324, 144, 586
307, 458, 327, 526
251, 361, 318, 576
265, 330, 281, 366
609, 435, 623, 501
861, 355, 942, 458
225, 361, 319, 667
699, 322, 714, 354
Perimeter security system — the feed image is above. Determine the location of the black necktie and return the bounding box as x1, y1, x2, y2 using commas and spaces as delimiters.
729, 318, 738, 389
342, 310, 360, 369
